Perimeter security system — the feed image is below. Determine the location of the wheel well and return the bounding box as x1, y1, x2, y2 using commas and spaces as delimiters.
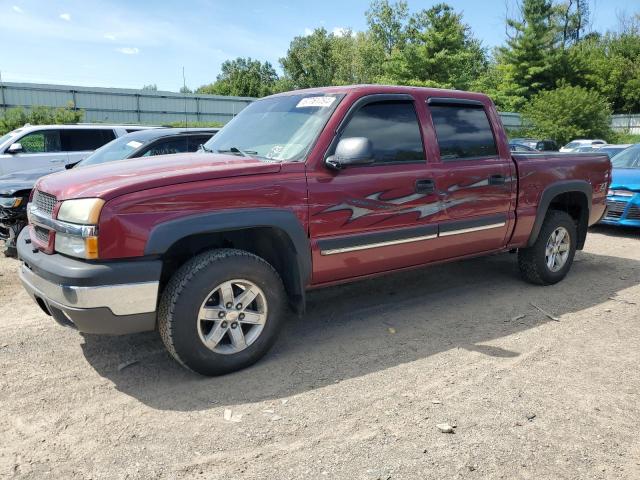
548, 191, 589, 249
160, 227, 305, 314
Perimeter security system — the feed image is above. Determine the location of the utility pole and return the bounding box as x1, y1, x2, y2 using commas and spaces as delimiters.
183, 67, 188, 128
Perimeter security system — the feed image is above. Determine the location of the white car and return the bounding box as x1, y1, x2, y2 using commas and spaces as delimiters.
0, 124, 156, 176
559, 139, 607, 153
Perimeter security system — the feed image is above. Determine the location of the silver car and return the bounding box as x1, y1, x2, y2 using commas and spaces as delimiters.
0, 124, 156, 176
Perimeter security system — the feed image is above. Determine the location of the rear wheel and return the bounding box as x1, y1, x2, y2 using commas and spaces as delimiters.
518, 210, 577, 285
158, 248, 287, 376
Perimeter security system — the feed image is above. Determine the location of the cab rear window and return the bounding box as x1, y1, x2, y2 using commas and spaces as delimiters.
430, 103, 498, 161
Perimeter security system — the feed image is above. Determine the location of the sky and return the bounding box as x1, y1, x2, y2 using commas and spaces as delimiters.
0, 0, 637, 92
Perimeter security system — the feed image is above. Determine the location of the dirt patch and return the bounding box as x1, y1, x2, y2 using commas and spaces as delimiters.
1, 227, 639, 479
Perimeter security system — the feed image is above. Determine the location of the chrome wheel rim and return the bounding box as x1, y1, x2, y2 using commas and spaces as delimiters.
545, 226, 570, 272
197, 279, 267, 355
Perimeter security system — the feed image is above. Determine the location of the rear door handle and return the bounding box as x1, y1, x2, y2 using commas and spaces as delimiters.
488, 174, 506, 185
415, 179, 435, 194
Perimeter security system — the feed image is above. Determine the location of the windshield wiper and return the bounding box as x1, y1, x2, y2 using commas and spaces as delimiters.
216, 147, 258, 157
200, 144, 213, 153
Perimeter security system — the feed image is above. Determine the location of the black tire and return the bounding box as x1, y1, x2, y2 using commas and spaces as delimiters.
518, 210, 577, 285
158, 248, 287, 376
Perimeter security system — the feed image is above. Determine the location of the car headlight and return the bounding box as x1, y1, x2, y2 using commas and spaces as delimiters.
57, 198, 105, 224
0, 197, 22, 208
55, 232, 99, 259
54, 198, 104, 259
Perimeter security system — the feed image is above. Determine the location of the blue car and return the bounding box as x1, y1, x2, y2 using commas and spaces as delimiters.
601, 144, 640, 227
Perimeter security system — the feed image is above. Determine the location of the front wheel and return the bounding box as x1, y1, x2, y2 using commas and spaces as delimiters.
518, 210, 577, 285
158, 249, 287, 376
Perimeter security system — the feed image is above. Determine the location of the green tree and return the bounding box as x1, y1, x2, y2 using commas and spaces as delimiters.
0, 102, 83, 135
179, 85, 193, 94
141, 84, 158, 91
197, 57, 278, 97
497, 0, 558, 100
521, 85, 613, 145
365, 0, 409, 54
381, 3, 487, 90
280, 28, 336, 88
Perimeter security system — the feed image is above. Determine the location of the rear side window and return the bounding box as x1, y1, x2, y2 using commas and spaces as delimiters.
61, 129, 116, 151
430, 104, 498, 161
339, 100, 424, 164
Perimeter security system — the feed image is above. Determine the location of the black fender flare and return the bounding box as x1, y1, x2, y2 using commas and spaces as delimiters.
527, 180, 592, 248
145, 208, 311, 311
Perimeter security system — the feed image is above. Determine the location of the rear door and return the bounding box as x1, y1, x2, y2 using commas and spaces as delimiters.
425, 98, 515, 256
307, 94, 445, 284
63, 129, 117, 164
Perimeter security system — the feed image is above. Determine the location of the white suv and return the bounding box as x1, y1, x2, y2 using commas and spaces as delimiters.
559, 139, 607, 152
0, 124, 156, 176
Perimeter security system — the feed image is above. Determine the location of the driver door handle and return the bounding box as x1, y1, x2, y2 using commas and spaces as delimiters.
415, 179, 436, 194
488, 174, 506, 185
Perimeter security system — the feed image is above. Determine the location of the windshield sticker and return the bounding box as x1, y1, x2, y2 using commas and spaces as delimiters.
126, 140, 143, 149
266, 145, 285, 159
296, 96, 336, 108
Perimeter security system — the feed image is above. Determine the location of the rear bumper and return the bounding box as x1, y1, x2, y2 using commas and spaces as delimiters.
17, 228, 160, 334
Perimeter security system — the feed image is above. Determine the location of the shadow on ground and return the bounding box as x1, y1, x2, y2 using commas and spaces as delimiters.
81, 249, 640, 411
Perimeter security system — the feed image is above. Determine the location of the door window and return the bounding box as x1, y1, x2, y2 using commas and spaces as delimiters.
429, 104, 498, 160
61, 129, 116, 151
188, 135, 216, 152
140, 138, 188, 157
17, 130, 62, 153
339, 100, 425, 164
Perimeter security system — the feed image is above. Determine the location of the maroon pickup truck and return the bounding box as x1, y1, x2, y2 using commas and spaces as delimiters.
17, 85, 611, 375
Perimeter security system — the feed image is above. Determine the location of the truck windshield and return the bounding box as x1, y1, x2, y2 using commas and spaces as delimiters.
77, 136, 142, 167
202, 93, 343, 162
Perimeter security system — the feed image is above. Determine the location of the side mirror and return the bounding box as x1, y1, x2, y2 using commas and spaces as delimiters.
326, 137, 374, 170
7, 143, 23, 154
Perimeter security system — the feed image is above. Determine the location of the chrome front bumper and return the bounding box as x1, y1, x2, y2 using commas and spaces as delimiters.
19, 264, 158, 316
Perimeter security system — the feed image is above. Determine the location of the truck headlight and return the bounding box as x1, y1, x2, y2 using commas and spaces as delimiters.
57, 198, 105, 224
55, 232, 99, 259
0, 197, 22, 208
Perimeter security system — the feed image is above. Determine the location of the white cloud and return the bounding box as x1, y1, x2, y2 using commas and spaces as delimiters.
104, 33, 116, 40
116, 47, 139, 55
332, 27, 349, 37
12, 5, 23, 13
304, 27, 313, 36
59, 12, 71, 21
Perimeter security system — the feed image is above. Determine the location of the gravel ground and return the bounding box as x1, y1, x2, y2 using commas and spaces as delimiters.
1, 226, 639, 479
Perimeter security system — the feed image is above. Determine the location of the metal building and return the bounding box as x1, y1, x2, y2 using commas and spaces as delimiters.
0, 81, 254, 125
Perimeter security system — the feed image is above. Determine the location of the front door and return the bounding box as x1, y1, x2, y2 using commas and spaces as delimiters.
5, 129, 68, 174
308, 95, 445, 284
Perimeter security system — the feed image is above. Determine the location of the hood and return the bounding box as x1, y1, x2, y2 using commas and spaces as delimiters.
610, 168, 640, 192
0, 165, 66, 196
36, 152, 282, 201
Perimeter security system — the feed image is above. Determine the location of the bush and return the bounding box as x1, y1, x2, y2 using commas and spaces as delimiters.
0, 102, 84, 135
521, 85, 613, 146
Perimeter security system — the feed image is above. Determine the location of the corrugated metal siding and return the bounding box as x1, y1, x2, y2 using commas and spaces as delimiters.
0, 82, 255, 125
611, 114, 640, 134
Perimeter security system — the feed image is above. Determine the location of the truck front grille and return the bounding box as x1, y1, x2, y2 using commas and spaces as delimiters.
34, 225, 50, 244
33, 190, 57, 217
605, 200, 626, 219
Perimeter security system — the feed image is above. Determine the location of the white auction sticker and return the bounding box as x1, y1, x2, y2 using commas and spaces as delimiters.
296, 96, 336, 108
126, 140, 143, 149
